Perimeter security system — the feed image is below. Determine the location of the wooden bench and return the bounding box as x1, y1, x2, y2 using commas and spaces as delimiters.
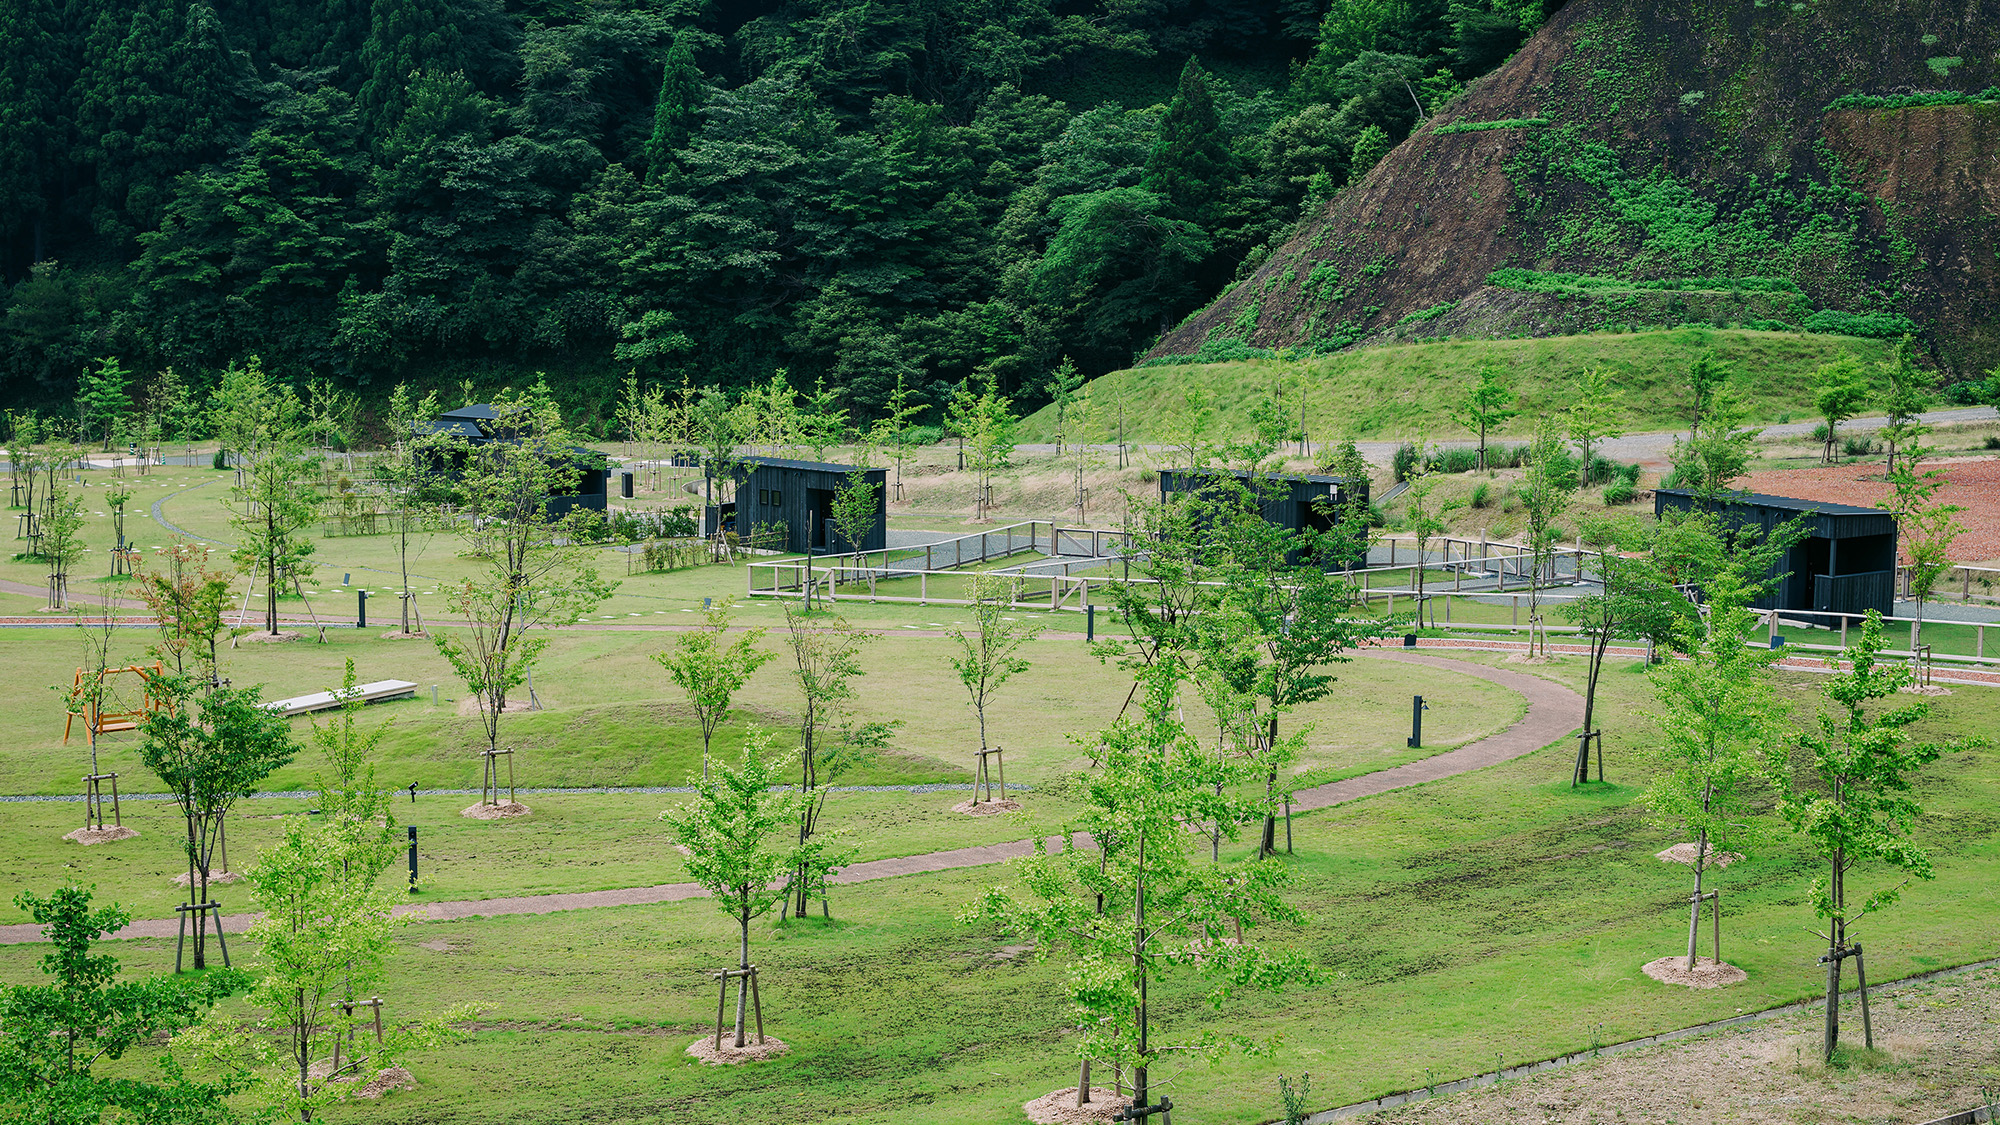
263, 680, 419, 717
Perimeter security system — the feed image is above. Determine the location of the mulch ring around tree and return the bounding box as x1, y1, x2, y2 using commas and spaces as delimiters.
64, 826, 139, 845
1655, 843, 1742, 867
951, 798, 1023, 816
461, 801, 531, 820
171, 870, 240, 887
350, 1067, 417, 1099
1642, 955, 1748, 989
1023, 1087, 1129, 1124
685, 1036, 790, 1065
378, 629, 429, 641
239, 631, 304, 644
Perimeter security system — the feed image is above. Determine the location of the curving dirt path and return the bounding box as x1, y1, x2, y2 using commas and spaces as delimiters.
0, 652, 1580, 945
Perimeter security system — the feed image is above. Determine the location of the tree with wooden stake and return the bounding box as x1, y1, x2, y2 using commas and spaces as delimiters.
870, 371, 924, 503
0, 885, 250, 1124
381, 383, 446, 636
826, 452, 882, 558
38, 480, 85, 610
1876, 337, 1935, 477
1811, 354, 1871, 465
433, 392, 618, 812
781, 606, 869, 919
965, 660, 1313, 1119
654, 601, 773, 782
1517, 418, 1576, 658
661, 727, 800, 1057
946, 576, 1044, 807
1562, 515, 1694, 783
62, 595, 142, 841
1399, 442, 1444, 628
1451, 363, 1516, 471
246, 814, 456, 1122
1767, 612, 1970, 1061
229, 443, 323, 638
1641, 575, 1782, 981
137, 675, 297, 970
1878, 457, 1965, 644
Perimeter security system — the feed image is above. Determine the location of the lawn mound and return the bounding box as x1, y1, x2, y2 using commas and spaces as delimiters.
1023, 1087, 1126, 1124
1642, 955, 1747, 989
685, 1036, 789, 1065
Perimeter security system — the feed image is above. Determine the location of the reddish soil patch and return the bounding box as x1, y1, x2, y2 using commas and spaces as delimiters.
1738, 457, 2000, 561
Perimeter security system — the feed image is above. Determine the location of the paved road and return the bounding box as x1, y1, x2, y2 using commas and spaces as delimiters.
0, 650, 1580, 944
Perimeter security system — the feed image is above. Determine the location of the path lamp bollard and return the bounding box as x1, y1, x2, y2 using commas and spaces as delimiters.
1408, 695, 1428, 748
407, 825, 419, 891
357, 589, 367, 628
407, 781, 418, 804
1087, 603, 1095, 642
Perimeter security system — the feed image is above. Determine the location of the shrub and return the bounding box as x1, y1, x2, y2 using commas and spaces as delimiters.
1469, 482, 1492, 509
1843, 435, 1876, 457
901, 425, 945, 446
1985, 436, 2000, 450
1811, 422, 1832, 443
1432, 448, 1480, 474
1391, 443, 1419, 482
1603, 481, 1638, 505
213, 449, 230, 470
1618, 462, 1642, 486
1801, 309, 1918, 339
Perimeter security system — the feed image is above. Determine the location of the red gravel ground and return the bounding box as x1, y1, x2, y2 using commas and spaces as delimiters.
1738, 456, 2000, 563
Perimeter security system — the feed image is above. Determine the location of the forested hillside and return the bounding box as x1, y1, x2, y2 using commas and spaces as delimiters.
1152, 0, 2000, 382
0, 0, 1553, 425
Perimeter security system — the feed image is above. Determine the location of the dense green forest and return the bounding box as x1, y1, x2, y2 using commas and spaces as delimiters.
0, 0, 1555, 427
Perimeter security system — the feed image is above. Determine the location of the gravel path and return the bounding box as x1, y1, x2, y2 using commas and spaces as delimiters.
0, 650, 1579, 945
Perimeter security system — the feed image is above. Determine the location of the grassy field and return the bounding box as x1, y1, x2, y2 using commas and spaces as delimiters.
1017, 328, 1899, 445
5, 651, 1992, 1124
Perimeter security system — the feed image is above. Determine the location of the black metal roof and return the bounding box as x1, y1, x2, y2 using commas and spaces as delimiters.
1654, 487, 1886, 518
415, 418, 486, 437
739, 456, 885, 475
439, 404, 501, 420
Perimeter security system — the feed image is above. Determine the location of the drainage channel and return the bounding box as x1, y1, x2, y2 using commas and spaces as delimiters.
1301, 954, 2000, 1123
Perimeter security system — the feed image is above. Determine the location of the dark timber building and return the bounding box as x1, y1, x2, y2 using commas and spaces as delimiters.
1157, 467, 1369, 565
706, 458, 887, 554
415, 404, 610, 517
1653, 488, 1898, 617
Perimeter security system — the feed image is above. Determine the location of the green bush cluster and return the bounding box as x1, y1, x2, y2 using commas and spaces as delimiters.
1432, 117, 1551, 135
1800, 310, 1918, 338
1486, 268, 1802, 296
1826, 87, 1999, 110
1396, 302, 1459, 326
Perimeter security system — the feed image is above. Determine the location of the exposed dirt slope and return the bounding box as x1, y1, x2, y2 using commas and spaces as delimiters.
1152, 0, 2000, 378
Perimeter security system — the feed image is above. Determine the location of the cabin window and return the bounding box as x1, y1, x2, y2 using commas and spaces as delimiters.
759, 489, 769, 505
770, 490, 782, 507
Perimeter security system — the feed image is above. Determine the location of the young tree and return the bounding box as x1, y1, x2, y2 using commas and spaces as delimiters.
653, 602, 774, 781
1399, 441, 1444, 625
1517, 417, 1577, 657
870, 370, 924, 502
781, 606, 869, 918
1667, 391, 1757, 500
1045, 356, 1085, 457
1877, 337, 1935, 476
1811, 354, 1871, 465
661, 728, 800, 1050
75, 356, 132, 451
1643, 577, 1784, 970
1681, 352, 1732, 443
825, 455, 882, 558
946, 576, 1044, 767
38, 479, 85, 610
949, 375, 1016, 521
378, 385, 445, 635
136, 542, 237, 684
1562, 516, 1691, 777
692, 386, 738, 533
0, 885, 249, 1122
137, 677, 299, 969
1452, 363, 1516, 471
1566, 366, 1622, 485
1159, 387, 1216, 471
229, 443, 323, 637
1767, 613, 1966, 1060
432, 395, 619, 799
966, 661, 1313, 1116
797, 376, 848, 463
1063, 385, 1101, 521
1879, 455, 1965, 638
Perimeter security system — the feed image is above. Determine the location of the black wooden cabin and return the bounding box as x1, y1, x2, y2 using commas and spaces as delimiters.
414, 404, 610, 517
1653, 488, 1898, 616
704, 458, 887, 554
1157, 467, 1369, 565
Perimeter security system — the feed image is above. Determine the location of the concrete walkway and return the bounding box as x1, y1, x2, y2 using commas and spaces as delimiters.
0, 651, 1580, 945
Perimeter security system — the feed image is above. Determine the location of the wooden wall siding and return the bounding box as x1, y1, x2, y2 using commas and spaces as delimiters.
1654, 489, 1899, 616
735, 460, 888, 554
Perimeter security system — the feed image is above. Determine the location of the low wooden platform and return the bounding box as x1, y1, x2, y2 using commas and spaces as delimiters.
263, 680, 418, 717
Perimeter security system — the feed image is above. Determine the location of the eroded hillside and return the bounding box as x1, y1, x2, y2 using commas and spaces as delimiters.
1152, 0, 2000, 378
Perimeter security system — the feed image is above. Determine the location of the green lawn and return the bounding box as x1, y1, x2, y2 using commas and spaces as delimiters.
1016, 327, 1898, 444
5, 653, 1990, 1125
